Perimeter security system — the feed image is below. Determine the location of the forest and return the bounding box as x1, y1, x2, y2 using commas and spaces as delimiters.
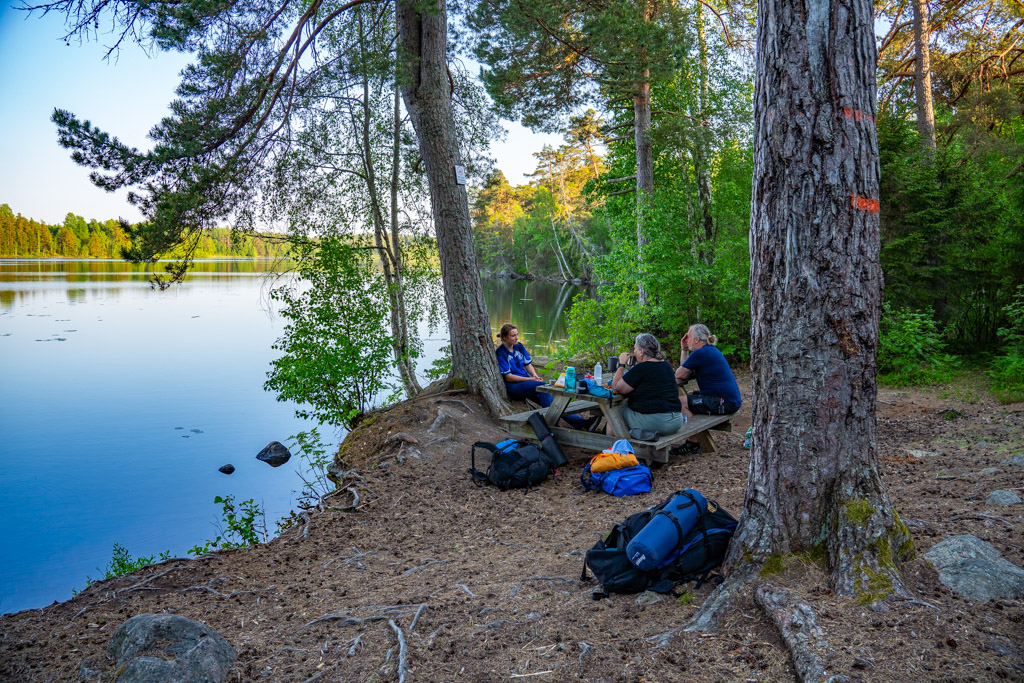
3, 0, 1022, 678
0, 203, 291, 259
466, 1, 1023, 401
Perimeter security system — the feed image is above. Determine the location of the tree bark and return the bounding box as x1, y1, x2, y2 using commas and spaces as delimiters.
912, 0, 936, 149
634, 75, 653, 306
396, 0, 509, 415
725, 0, 913, 600
694, 7, 716, 265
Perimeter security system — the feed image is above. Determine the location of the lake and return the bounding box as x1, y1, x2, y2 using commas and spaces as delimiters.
0, 259, 586, 614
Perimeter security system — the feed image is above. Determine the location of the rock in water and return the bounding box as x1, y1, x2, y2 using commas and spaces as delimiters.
256, 441, 291, 467
218, 464, 235, 475
924, 535, 1024, 601
108, 613, 236, 682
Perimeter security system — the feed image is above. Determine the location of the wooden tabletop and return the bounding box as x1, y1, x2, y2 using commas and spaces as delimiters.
536, 383, 624, 405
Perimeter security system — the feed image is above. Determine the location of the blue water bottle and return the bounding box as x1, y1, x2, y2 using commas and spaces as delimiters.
564, 366, 576, 393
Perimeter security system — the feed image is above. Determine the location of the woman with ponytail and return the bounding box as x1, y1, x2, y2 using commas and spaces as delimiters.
676, 324, 742, 417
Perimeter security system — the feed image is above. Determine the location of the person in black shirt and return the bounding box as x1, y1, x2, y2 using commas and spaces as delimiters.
609, 333, 684, 436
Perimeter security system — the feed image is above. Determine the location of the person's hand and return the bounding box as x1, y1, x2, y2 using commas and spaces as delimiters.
618, 351, 632, 366
681, 332, 690, 349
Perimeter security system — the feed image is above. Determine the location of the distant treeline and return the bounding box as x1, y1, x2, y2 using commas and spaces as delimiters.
0, 203, 291, 259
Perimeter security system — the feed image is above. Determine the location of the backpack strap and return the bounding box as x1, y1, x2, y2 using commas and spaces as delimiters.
468, 442, 498, 486
580, 463, 598, 491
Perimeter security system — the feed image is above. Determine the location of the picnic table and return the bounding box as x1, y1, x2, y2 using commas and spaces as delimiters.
498, 383, 735, 464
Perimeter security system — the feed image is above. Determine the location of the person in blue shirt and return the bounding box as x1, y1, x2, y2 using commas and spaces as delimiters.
675, 323, 742, 417
496, 323, 593, 430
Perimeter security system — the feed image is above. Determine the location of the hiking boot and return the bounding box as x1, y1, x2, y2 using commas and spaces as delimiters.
670, 441, 701, 456
579, 414, 600, 432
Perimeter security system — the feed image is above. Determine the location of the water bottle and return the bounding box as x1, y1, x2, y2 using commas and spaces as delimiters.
594, 361, 603, 386
565, 367, 576, 393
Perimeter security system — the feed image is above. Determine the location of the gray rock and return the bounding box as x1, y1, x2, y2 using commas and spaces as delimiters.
907, 449, 939, 459
924, 535, 1024, 601
217, 464, 235, 475
978, 467, 1003, 476
108, 613, 236, 682
986, 489, 1021, 506
255, 441, 291, 467
984, 635, 1017, 657
1002, 454, 1024, 467
635, 591, 663, 606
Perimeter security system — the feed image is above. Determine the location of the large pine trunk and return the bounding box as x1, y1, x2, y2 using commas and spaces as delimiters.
912, 0, 936, 149
396, 0, 508, 414
726, 0, 912, 599
634, 76, 653, 305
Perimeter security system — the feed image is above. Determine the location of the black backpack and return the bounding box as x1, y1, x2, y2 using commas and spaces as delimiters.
581, 490, 738, 599
469, 440, 551, 492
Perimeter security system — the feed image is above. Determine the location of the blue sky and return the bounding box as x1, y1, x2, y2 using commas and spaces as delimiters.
0, 5, 560, 226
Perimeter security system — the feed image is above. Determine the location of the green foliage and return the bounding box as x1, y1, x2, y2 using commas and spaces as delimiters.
288, 428, 335, 509
0, 202, 290, 259
560, 287, 646, 365
265, 235, 399, 429
188, 495, 267, 556
988, 286, 1024, 403
878, 115, 1024, 351
878, 304, 958, 386
78, 543, 171, 593
423, 344, 453, 382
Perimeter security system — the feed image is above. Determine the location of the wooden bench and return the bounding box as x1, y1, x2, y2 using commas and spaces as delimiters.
500, 400, 600, 425
499, 407, 734, 464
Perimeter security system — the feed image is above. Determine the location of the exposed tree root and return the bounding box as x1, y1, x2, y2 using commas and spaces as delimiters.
115, 566, 196, 597
388, 619, 408, 683
754, 582, 843, 683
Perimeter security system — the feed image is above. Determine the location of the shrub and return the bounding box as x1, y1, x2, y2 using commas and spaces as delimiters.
988, 286, 1024, 403
877, 304, 957, 386
189, 495, 267, 555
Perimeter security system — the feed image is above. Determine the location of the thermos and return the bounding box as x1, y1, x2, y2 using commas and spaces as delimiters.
626, 489, 708, 571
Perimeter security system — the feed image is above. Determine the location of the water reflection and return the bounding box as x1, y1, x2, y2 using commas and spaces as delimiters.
482, 278, 591, 356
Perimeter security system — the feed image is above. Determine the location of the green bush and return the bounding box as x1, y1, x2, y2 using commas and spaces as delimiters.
988, 285, 1024, 403
78, 543, 170, 593
189, 495, 267, 555
877, 304, 957, 386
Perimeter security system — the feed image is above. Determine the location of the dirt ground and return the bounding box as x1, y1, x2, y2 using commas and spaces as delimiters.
2, 372, 1023, 682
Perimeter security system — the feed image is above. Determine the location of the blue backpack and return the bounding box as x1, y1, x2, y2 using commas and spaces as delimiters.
581, 464, 652, 496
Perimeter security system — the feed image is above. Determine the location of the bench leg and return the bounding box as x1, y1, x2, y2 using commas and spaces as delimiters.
601, 405, 630, 438
543, 394, 572, 427
696, 429, 718, 453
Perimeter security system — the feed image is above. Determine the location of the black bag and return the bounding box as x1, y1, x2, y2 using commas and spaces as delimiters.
581, 490, 738, 599
688, 392, 728, 415
468, 440, 550, 492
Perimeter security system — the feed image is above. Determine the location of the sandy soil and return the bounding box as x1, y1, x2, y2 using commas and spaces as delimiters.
1, 372, 1022, 682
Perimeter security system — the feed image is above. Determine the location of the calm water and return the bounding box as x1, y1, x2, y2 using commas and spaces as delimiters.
0, 260, 585, 614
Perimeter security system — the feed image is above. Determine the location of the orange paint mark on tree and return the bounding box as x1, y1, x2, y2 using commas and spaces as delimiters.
850, 194, 880, 214
842, 107, 875, 123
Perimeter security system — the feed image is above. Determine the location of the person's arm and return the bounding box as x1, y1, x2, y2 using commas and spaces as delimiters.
676, 336, 695, 380
612, 351, 635, 394
504, 372, 534, 383
523, 363, 542, 381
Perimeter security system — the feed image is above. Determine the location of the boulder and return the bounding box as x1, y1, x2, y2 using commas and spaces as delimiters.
217, 464, 235, 475
924, 535, 1024, 601
1002, 454, 1024, 467
256, 441, 291, 467
107, 613, 236, 682
985, 489, 1021, 506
